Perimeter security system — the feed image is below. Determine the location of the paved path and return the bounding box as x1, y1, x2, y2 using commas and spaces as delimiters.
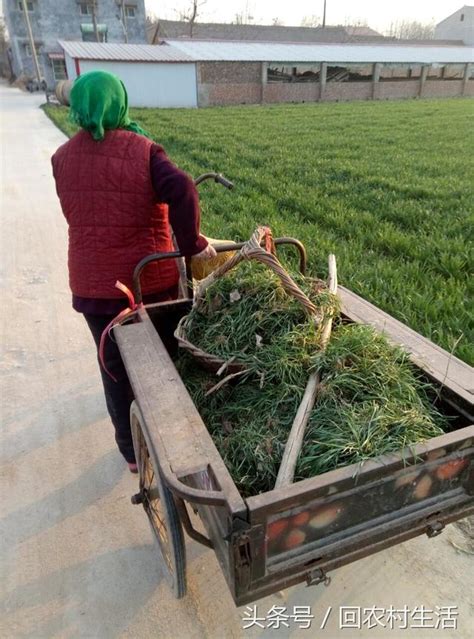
0, 84, 472, 639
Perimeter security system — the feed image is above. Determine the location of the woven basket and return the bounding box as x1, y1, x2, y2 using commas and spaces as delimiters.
175, 227, 325, 375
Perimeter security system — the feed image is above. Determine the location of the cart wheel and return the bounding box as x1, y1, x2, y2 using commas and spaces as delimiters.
130, 402, 187, 598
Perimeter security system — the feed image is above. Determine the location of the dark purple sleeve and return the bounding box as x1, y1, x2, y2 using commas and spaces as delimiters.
150, 144, 208, 257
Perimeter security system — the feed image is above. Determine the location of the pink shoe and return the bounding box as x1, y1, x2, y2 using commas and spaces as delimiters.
128, 462, 138, 474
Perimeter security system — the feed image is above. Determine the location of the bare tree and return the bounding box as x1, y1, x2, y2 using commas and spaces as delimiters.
0, 17, 12, 79
177, 0, 207, 37
232, 2, 254, 25
300, 15, 321, 28
386, 20, 435, 40
343, 16, 369, 27
272, 17, 284, 26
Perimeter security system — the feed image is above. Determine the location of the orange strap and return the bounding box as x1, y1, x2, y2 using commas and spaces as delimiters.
99, 281, 144, 381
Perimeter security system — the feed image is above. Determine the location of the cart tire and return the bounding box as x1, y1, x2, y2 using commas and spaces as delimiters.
130, 402, 187, 599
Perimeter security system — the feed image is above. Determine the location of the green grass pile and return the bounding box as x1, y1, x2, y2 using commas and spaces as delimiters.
178, 262, 448, 497
186, 261, 337, 385
297, 324, 446, 479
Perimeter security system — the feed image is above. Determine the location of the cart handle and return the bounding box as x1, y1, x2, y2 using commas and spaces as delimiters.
132, 237, 308, 304
194, 172, 234, 190
132, 402, 229, 506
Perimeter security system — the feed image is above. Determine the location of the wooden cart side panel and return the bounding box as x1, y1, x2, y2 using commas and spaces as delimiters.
339, 286, 474, 413
114, 316, 246, 519
247, 426, 474, 520
237, 432, 473, 603
233, 498, 474, 606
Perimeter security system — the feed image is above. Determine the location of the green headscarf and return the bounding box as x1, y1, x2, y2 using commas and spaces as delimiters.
69, 70, 152, 141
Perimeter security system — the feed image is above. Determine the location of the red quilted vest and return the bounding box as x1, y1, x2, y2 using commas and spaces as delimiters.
52, 129, 179, 299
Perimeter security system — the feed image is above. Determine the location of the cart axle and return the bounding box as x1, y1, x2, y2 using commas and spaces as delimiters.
131, 492, 144, 505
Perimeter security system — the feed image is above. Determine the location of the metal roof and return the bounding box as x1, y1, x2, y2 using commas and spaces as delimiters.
58, 38, 473, 65
58, 40, 194, 63
165, 39, 473, 64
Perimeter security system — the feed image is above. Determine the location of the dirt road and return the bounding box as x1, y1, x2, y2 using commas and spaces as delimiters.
1, 84, 472, 639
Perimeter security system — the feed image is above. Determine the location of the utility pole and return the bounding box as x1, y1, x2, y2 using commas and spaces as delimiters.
21, 0, 42, 86
322, 0, 327, 28
91, 0, 99, 42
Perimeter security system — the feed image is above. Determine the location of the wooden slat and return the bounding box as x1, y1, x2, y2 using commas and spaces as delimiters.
114, 312, 246, 517
339, 286, 474, 409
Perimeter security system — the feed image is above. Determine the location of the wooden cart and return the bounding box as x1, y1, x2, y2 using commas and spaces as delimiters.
114, 202, 473, 606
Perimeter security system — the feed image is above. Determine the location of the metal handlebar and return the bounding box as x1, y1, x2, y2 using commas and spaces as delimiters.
132, 237, 308, 304
194, 172, 234, 190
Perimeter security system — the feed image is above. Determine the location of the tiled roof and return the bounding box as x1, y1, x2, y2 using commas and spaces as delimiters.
147, 20, 385, 44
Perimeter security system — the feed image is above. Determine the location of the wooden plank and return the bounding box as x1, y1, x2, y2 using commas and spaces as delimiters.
339, 286, 474, 409
114, 311, 246, 517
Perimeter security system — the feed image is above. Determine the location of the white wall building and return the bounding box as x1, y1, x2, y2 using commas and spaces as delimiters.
60, 41, 198, 108
435, 6, 474, 46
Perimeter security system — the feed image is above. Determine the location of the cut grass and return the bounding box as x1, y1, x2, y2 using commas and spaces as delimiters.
43, 98, 474, 363
177, 262, 448, 497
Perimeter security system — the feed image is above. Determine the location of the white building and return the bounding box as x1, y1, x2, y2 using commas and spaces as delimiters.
59, 41, 198, 108
435, 6, 474, 46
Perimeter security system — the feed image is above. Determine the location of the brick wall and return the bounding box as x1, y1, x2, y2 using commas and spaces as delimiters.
465, 80, 474, 96
422, 80, 464, 98
199, 83, 262, 106
199, 61, 261, 84
263, 83, 320, 103
197, 62, 472, 106
375, 80, 420, 100
322, 81, 372, 101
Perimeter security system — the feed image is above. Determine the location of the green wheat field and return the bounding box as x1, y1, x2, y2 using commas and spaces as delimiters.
44, 98, 474, 364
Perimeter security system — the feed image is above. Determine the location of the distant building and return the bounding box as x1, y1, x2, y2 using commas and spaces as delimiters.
147, 19, 386, 45
59, 39, 473, 108
3, 0, 147, 88
435, 5, 474, 45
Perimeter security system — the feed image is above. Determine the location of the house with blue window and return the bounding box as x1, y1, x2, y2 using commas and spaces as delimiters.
3, 0, 147, 88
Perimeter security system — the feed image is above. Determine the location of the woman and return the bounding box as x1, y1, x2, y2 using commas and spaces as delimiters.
52, 71, 215, 472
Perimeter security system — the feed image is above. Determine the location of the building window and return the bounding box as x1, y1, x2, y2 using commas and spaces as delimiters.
51, 58, 67, 80
125, 6, 136, 18
24, 43, 43, 57
460, 13, 465, 21
19, 1, 35, 11
79, 3, 94, 15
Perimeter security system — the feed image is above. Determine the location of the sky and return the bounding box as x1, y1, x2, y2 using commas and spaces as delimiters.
144, 1, 466, 33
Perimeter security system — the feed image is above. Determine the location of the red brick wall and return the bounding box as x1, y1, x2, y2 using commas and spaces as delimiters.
263, 83, 320, 103
201, 83, 262, 106
197, 62, 262, 106
199, 61, 261, 84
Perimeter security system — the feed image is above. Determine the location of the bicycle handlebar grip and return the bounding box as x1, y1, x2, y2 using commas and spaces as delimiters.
216, 174, 234, 190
